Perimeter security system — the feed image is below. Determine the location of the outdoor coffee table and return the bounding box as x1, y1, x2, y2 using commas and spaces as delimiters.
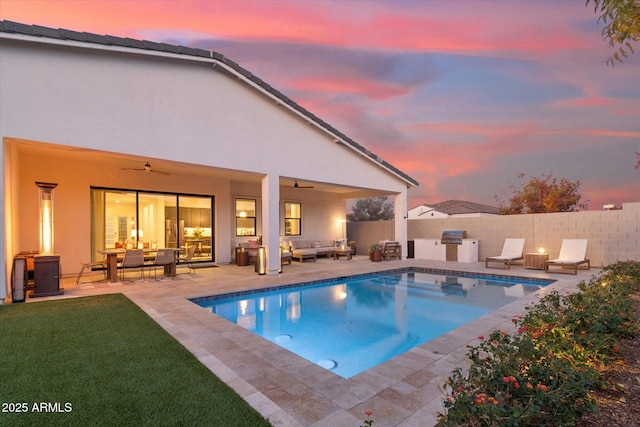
331, 248, 352, 260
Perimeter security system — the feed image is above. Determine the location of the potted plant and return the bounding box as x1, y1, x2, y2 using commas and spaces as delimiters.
348, 241, 357, 255
370, 243, 382, 262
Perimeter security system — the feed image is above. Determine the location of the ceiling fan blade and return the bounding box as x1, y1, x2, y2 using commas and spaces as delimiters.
121, 162, 170, 175
292, 181, 314, 189
151, 169, 170, 176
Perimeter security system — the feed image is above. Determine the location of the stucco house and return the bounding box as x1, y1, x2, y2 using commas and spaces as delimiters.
407, 200, 500, 219
0, 21, 418, 302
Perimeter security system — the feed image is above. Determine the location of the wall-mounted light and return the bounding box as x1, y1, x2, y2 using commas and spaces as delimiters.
538, 247, 546, 254
36, 182, 57, 255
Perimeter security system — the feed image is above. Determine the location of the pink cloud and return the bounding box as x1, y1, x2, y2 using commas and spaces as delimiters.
288, 76, 411, 100
553, 97, 613, 108
1, 1, 599, 57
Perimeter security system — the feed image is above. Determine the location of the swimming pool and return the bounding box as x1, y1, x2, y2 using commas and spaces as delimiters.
192, 268, 552, 378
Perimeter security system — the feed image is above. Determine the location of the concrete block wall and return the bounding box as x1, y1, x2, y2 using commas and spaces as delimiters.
347, 202, 640, 267
347, 220, 396, 255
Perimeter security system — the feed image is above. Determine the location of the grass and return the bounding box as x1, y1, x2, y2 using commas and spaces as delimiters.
0, 294, 272, 426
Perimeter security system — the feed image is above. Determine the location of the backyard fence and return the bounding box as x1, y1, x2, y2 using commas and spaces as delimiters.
347, 202, 640, 267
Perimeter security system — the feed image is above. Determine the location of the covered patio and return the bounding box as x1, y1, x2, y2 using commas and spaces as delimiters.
2, 20, 418, 303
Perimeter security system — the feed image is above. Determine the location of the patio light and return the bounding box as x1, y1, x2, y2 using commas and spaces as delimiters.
538, 247, 546, 254
36, 182, 57, 255
255, 247, 266, 275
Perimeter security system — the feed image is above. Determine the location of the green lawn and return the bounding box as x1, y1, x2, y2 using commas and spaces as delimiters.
0, 294, 272, 426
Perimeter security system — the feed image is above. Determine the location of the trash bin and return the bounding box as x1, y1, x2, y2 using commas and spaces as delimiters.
11, 256, 28, 303
255, 247, 266, 275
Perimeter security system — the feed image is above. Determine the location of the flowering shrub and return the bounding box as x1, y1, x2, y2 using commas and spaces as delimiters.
438, 261, 640, 426
360, 410, 374, 426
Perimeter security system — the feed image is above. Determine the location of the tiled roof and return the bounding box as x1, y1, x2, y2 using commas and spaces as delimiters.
0, 20, 418, 188
421, 200, 500, 215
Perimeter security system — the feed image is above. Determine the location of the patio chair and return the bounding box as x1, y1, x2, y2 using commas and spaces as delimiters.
544, 239, 590, 275
72, 249, 106, 284
485, 238, 525, 270
382, 241, 402, 260
149, 248, 176, 280
118, 249, 145, 282
178, 245, 197, 274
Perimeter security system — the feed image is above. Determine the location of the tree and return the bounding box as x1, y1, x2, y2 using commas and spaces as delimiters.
587, 0, 640, 66
498, 172, 588, 214
347, 196, 395, 221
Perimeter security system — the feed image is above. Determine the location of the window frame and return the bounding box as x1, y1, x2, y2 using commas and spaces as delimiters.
284, 201, 302, 236
235, 198, 257, 237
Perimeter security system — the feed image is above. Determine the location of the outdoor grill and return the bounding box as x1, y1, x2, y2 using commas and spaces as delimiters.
413, 231, 478, 263
441, 230, 468, 261
440, 230, 467, 245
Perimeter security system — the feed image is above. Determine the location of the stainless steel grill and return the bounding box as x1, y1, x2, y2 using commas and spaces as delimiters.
441, 230, 467, 261
441, 230, 467, 245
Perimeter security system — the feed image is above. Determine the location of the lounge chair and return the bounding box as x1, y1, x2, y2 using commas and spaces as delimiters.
485, 238, 525, 270
73, 249, 106, 284
544, 239, 590, 275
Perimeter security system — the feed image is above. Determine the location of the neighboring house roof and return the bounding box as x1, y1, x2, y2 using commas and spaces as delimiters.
412, 200, 500, 216
0, 20, 419, 188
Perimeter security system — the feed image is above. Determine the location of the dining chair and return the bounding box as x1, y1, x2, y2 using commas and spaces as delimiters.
178, 245, 197, 274
72, 249, 106, 284
149, 248, 175, 280
118, 249, 145, 282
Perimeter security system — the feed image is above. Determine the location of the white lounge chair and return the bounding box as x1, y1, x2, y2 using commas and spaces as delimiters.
485, 238, 525, 270
544, 239, 590, 275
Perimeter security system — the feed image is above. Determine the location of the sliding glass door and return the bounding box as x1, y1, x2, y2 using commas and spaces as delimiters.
91, 188, 214, 263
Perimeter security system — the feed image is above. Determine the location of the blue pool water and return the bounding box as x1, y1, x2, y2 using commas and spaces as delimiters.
192, 268, 552, 378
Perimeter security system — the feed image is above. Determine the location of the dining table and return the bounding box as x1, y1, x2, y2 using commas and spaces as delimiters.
98, 248, 182, 283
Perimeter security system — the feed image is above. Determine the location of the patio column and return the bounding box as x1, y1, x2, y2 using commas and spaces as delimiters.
394, 191, 408, 259
261, 174, 280, 275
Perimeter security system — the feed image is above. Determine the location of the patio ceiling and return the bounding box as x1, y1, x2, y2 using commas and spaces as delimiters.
7, 138, 390, 199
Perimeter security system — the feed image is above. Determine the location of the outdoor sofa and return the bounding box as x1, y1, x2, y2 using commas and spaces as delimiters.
288, 239, 346, 262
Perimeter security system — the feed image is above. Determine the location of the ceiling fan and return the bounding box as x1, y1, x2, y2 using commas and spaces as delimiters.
121, 162, 170, 176
288, 180, 314, 189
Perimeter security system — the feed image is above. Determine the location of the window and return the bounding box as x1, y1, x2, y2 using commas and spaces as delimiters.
90, 188, 214, 262
284, 201, 301, 236
236, 198, 256, 236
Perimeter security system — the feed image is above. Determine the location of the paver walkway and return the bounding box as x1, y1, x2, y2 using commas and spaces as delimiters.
25, 256, 594, 426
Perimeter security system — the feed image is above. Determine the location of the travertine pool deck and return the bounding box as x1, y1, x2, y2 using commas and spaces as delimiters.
27, 257, 596, 426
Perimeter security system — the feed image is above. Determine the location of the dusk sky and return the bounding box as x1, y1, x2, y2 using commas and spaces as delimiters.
2, 0, 638, 210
